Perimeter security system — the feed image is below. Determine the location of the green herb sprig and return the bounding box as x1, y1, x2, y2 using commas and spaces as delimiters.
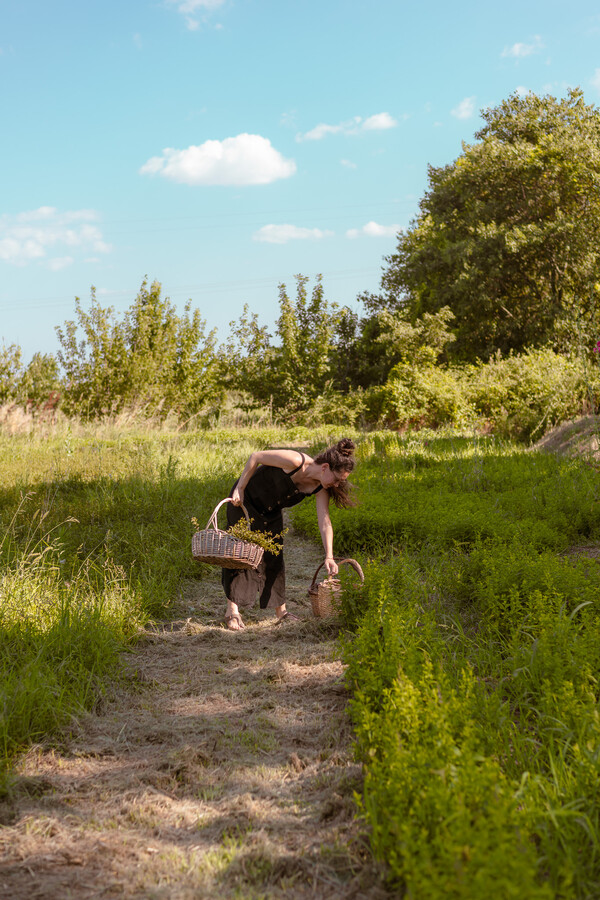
191, 516, 286, 555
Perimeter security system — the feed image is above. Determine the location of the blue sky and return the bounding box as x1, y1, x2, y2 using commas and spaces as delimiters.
2, 0, 600, 361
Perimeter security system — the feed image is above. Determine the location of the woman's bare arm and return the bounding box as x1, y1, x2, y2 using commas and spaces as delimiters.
316, 489, 338, 575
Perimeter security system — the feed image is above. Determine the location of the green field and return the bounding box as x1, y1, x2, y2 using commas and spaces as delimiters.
293, 431, 600, 898
1, 425, 599, 897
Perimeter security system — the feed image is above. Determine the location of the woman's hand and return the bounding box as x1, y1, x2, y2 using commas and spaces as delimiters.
231, 485, 244, 507
324, 557, 338, 576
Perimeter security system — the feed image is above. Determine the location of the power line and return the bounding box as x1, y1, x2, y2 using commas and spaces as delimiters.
0, 266, 382, 313
94, 200, 415, 230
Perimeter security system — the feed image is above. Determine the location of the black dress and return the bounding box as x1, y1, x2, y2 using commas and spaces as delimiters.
222, 453, 322, 609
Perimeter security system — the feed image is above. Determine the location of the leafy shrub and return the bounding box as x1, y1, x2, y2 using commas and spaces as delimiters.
466, 348, 599, 441
298, 385, 367, 428
0, 342, 23, 403
56, 279, 220, 419
294, 433, 600, 897
378, 361, 472, 429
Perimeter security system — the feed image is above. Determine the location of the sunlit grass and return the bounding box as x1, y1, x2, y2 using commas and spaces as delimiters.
0, 424, 340, 793
295, 432, 600, 898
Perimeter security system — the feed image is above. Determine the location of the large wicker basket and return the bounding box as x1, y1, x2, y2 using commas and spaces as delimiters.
308, 557, 364, 617
192, 498, 264, 570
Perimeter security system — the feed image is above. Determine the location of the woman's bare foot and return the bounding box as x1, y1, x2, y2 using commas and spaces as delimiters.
225, 601, 244, 631
275, 612, 300, 624
275, 604, 299, 624
224, 613, 245, 631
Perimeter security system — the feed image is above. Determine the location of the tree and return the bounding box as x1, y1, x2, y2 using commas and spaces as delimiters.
0, 342, 22, 404
375, 88, 600, 360
226, 274, 346, 417
56, 279, 220, 418
16, 353, 61, 408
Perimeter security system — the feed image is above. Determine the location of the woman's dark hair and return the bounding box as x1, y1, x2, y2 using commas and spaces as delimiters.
314, 437, 356, 508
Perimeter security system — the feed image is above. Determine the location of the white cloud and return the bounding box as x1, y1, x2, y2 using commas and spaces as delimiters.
300, 117, 361, 141
515, 85, 529, 96
451, 96, 476, 120
502, 35, 544, 59
253, 224, 334, 244
140, 134, 296, 186
362, 112, 397, 131
297, 112, 398, 141
346, 221, 401, 239
166, 0, 226, 30
341, 159, 357, 169
133, 32, 143, 49
0, 207, 111, 267
591, 69, 600, 92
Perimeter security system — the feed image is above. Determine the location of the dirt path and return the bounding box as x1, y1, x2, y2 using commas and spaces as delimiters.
0, 527, 389, 900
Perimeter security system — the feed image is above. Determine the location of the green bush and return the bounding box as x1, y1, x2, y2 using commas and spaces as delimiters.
358, 346, 600, 440
293, 433, 600, 897
299, 385, 367, 427
466, 348, 599, 441
379, 361, 472, 429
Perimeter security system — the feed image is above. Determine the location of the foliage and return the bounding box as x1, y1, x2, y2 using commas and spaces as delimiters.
380, 360, 471, 429
16, 352, 62, 408
466, 347, 600, 440
226, 274, 360, 419
292, 432, 600, 897
0, 344, 61, 411
55, 279, 220, 419
374, 88, 600, 361
375, 304, 456, 368
359, 344, 598, 438
0, 342, 22, 403
296, 384, 367, 428
226, 519, 285, 554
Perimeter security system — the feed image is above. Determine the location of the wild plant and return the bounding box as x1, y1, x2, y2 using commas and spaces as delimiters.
292, 431, 600, 897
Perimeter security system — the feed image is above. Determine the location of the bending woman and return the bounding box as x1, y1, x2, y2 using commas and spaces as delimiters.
222, 438, 355, 630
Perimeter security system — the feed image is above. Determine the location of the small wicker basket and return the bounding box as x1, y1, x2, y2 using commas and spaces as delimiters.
192, 498, 264, 570
308, 557, 364, 617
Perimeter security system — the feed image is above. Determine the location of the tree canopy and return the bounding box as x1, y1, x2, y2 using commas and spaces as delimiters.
375, 88, 600, 360
55, 279, 220, 418
226, 274, 343, 415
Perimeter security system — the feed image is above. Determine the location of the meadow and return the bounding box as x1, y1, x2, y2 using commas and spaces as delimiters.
1, 423, 599, 898
0, 424, 331, 793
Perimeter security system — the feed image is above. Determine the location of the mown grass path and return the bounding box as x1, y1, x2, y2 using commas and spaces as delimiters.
0, 526, 389, 900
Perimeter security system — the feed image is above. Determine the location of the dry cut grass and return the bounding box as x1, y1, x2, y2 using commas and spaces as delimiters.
0, 527, 390, 900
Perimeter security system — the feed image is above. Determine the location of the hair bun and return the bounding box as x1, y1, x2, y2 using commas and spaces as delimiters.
337, 438, 355, 457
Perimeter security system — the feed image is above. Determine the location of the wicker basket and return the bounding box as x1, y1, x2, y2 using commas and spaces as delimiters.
192, 498, 264, 570
308, 557, 364, 617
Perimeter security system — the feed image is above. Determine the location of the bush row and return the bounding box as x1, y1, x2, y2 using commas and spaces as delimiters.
293, 433, 600, 897
363, 348, 600, 440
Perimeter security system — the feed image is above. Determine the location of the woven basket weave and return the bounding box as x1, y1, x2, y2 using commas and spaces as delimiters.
192, 498, 264, 570
308, 557, 364, 617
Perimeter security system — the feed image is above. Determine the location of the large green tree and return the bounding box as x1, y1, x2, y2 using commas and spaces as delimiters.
374, 88, 600, 360
0, 342, 22, 404
226, 274, 347, 416
56, 279, 220, 418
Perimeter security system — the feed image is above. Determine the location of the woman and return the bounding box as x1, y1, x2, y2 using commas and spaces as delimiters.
222, 438, 356, 630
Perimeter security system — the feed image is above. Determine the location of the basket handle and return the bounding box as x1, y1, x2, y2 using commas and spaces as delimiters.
308, 557, 364, 592
206, 497, 251, 531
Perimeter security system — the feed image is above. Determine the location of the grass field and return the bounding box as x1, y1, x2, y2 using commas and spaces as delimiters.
1, 424, 599, 897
